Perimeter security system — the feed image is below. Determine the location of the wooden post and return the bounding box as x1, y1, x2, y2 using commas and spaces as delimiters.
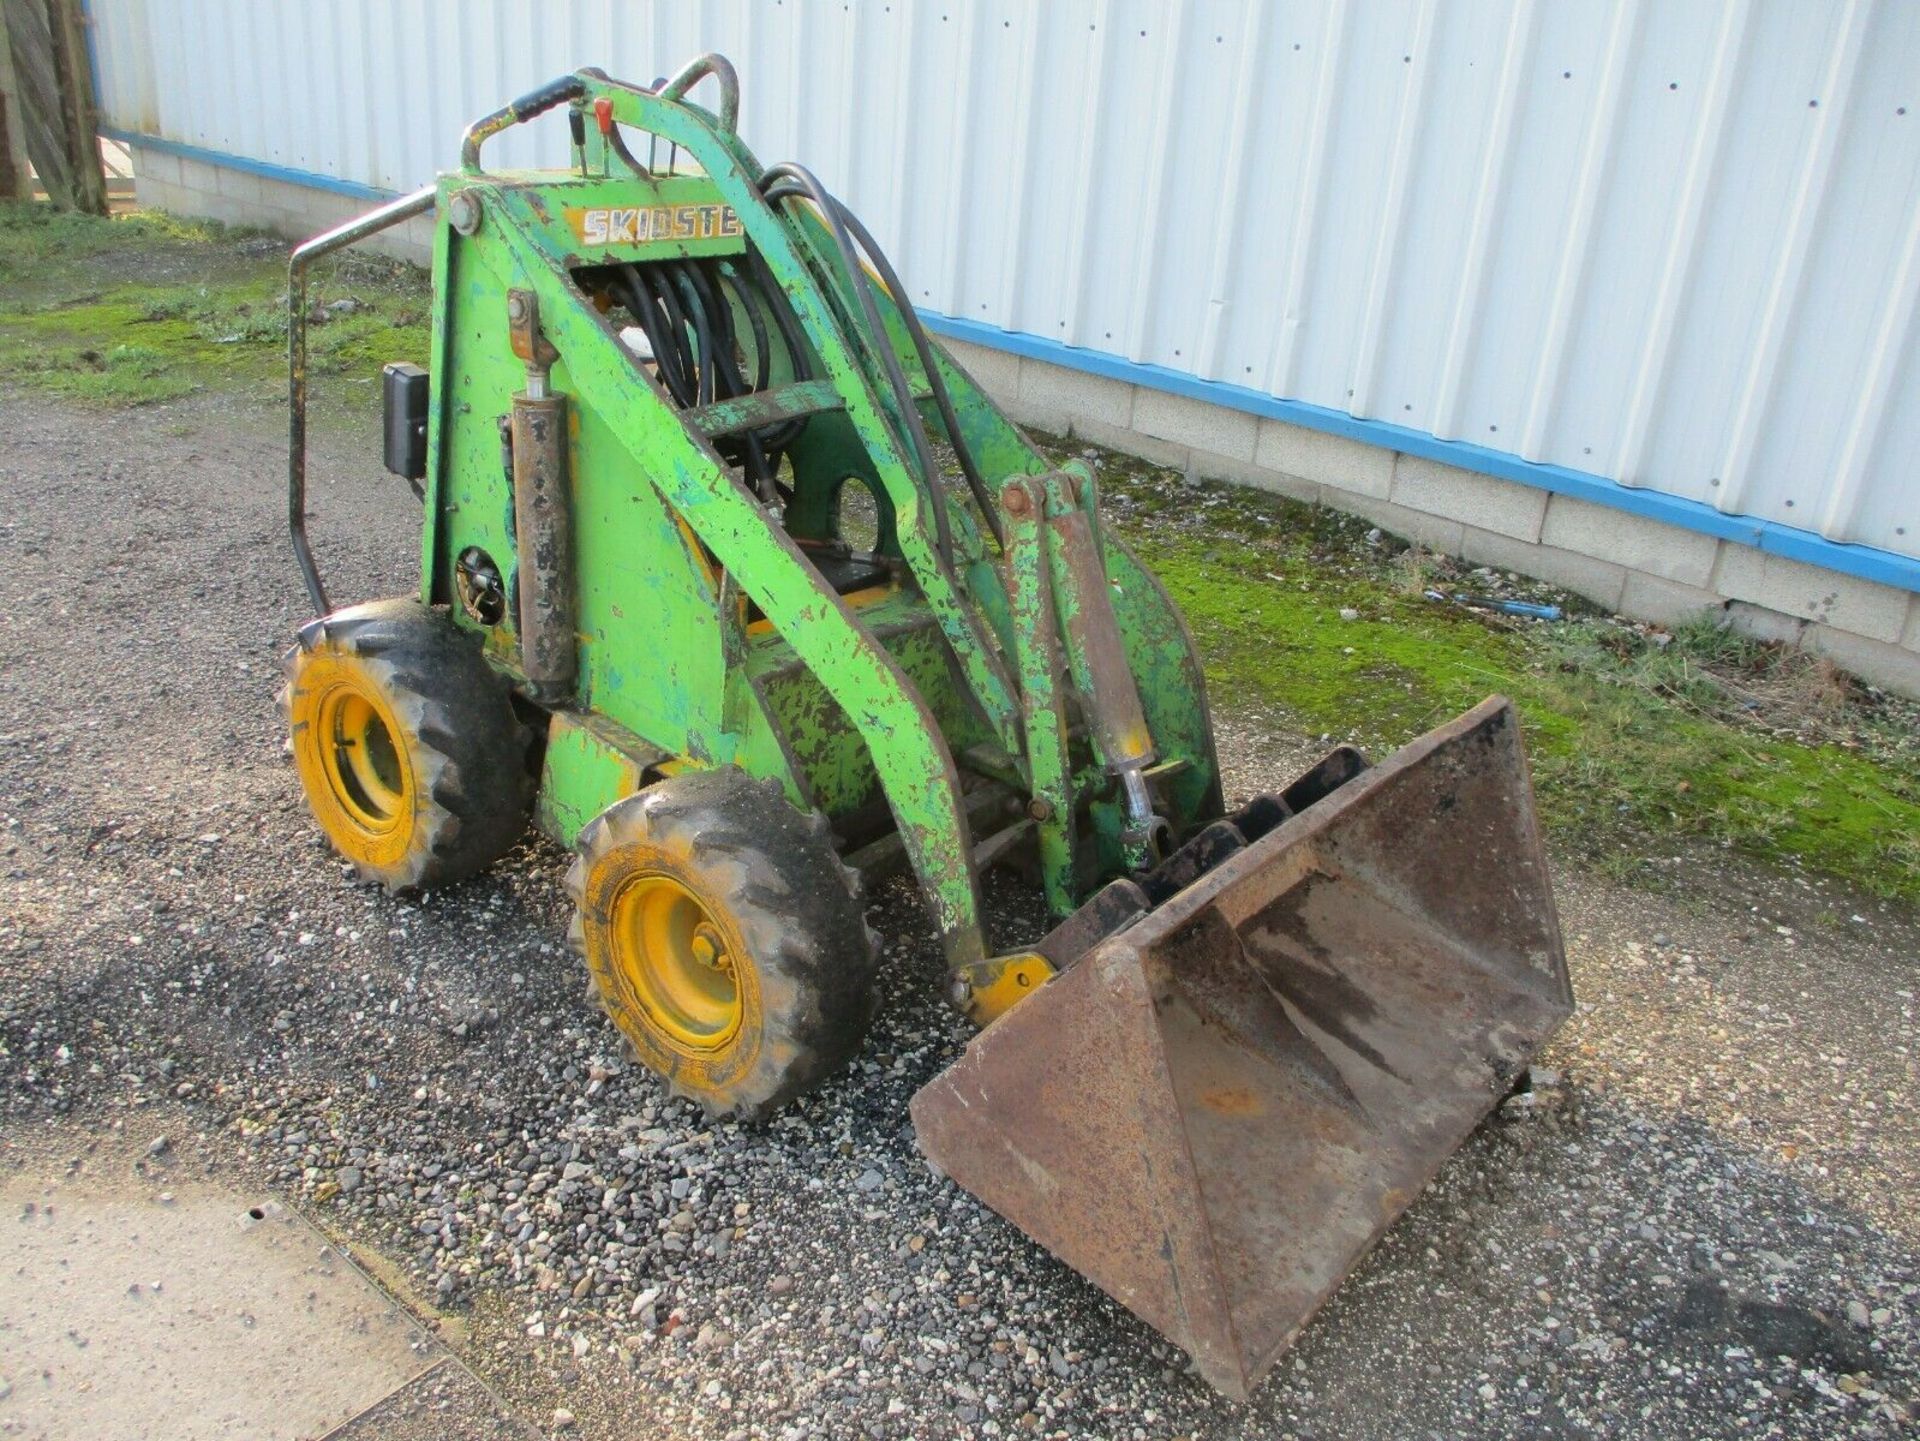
0, 0, 105, 212
0, 2, 36, 200
49, 0, 100, 212
48, 0, 103, 213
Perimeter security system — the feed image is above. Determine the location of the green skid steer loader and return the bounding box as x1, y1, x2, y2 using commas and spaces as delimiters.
281, 57, 1573, 1399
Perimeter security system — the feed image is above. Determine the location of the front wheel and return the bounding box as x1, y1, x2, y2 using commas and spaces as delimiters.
567, 770, 878, 1119
281, 598, 532, 890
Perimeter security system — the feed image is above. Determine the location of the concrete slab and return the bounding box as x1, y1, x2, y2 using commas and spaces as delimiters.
1335, 491, 1467, 558
1187, 446, 1322, 505
1805, 622, 1920, 699
1391, 454, 1548, 543
1017, 358, 1133, 430
1712, 544, 1910, 643
1458, 523, 1628, 611
1254, 419, 1394, 499
1133, 386, 1258, 461
0, 1168, 437, 1440
1618, 569, 1723, 628
1540, 494, 1719, 587
937, 336, 1021, 403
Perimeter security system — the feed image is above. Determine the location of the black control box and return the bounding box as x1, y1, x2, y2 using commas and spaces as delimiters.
382, 362, 429, 479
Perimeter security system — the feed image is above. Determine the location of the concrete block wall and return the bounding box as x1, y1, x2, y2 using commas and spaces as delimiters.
944, 337, 1920, 701
123, 142, 1920, 700
130, 143, 434, 265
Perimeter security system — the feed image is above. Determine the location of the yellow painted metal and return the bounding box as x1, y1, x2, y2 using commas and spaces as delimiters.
328, 693, 407, 827
963, 953, 1056, 1027
743, 580, 899, 637
606, 873, 745, 1050
287, 652, 417, 871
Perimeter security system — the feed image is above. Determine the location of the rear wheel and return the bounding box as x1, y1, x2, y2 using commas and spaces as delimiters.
567, 770, 878, 1118
282, 598, 532, 889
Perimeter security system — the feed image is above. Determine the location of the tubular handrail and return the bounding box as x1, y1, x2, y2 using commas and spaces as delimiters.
287, 184, 437, 617
656, 53, 740, 132
460, 56, 739, 174
459, 74, 589, 172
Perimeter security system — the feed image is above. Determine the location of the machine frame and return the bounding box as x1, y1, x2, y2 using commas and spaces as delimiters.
286, 58, 1221, 1003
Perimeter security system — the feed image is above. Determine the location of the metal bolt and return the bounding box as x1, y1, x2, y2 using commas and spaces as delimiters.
690, 928, 726, 970
1001, 484, 1031, 516
448, 190, 482, 236
506, 292, 531, 325
1026, 798, 1054, 822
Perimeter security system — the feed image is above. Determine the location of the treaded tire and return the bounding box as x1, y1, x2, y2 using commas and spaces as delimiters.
567, 769, 880, 1119
282, 598, 532, 890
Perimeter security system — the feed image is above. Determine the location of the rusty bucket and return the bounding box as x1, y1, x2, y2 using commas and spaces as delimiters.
911, 697, 1573, 1399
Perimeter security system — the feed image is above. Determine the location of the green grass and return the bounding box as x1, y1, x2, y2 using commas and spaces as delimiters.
0, 201, 428, 408
15, 339, 198, 404
1079, 456, 1920, 902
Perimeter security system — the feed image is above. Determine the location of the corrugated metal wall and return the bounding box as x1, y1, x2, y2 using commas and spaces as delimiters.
87, 0, 1920, 566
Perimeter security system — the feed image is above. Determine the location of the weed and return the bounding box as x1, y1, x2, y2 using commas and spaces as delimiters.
138, 294, 195, 321
15, 337, 199, 404
1393, 544, 1437, 597
1539, 614, 1915, 772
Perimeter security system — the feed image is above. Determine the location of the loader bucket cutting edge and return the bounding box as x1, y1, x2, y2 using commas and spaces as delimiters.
910, 696, 1572, 1400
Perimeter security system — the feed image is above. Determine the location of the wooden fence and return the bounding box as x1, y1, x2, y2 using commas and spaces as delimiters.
0, 0, 104, 211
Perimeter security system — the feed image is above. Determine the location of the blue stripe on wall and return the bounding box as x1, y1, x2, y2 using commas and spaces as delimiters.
920, 315, 1920, 598
103, 127, 395, 203
100, 129, 1916, 599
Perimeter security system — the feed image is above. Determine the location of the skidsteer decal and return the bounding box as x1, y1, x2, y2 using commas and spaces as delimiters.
567, 203, 743, 246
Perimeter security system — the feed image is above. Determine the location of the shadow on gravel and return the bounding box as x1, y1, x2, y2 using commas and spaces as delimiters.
1667, 1279, 1875, 1377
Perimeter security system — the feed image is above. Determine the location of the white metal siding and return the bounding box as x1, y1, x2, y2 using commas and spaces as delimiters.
88, 0, 1920, 564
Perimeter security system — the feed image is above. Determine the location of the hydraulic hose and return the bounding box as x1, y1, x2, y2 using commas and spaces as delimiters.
611, 252, 810, 502
592, 149, 959, 522
831, 203, 1003, 551
761, 162, 959, 573
720, 261, 773, 392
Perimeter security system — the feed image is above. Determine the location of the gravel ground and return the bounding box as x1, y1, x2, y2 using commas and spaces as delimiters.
1, 390, 1915, 1440
327, 1358, 533, 1440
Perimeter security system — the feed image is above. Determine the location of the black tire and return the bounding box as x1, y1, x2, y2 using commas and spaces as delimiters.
282, 598, 533, 890
567, 769, 879, 1119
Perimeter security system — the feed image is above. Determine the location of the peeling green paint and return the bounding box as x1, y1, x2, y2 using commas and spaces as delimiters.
406, 73, 1224, 969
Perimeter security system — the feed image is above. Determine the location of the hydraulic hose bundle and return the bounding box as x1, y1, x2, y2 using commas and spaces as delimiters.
760, 162, 1004, 557
610, 252, 810, 505
591, 84, 999, 559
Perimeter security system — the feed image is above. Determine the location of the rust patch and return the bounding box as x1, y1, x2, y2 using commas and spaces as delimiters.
1197, 1085, 1264, 1116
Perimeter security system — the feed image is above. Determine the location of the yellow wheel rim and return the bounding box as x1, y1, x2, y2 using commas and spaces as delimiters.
607, 873, 744, 1051
316, 685, 410, 834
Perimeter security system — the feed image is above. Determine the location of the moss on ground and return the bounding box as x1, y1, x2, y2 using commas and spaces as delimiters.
5, 203, 1914, 901
0, 202, 428, 409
